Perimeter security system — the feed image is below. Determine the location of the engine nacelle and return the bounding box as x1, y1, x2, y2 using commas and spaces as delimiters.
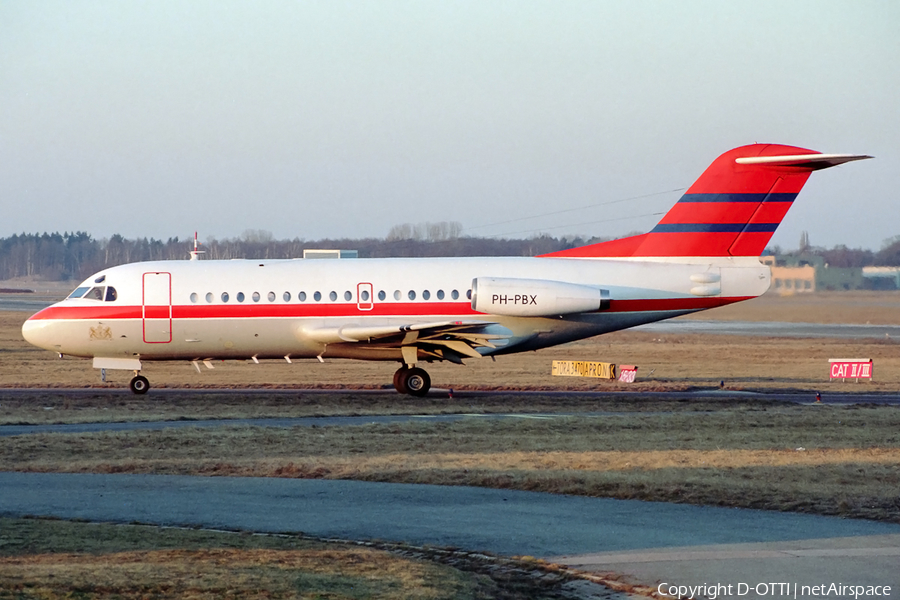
471, 277, 609, 317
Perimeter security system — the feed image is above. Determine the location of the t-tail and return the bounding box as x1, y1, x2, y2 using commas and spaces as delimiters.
543, 144, 871, 259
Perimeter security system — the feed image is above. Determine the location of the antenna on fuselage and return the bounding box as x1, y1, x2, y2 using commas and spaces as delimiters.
189, 232, 205, 261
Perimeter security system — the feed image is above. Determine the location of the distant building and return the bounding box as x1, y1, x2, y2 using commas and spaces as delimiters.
761, 255, 816, 294
302, 249, 359, 259
761, 254, 868, 293
862, 266, 900, 290
771, 265, 816, 294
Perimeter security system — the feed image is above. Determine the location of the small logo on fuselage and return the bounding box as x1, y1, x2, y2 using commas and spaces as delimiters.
89, 325, 112, 341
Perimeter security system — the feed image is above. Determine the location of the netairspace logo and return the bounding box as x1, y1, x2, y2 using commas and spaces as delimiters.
657, 582, 893, 599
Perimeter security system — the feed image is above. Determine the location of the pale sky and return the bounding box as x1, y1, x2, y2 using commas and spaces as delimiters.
1, 1, 897, 250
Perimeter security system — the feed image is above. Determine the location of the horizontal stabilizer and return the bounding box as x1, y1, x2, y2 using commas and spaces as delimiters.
735, 153, 872, 169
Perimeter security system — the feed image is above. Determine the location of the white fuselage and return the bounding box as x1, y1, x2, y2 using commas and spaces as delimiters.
23, 255, 769, 365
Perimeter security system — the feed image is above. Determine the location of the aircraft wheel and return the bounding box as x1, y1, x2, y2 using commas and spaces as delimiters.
393, 367, 409, 394
129, 375, 150, 395
404, 367, 431, 397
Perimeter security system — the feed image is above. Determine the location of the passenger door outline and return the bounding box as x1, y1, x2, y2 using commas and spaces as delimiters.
142, 272, 172, 343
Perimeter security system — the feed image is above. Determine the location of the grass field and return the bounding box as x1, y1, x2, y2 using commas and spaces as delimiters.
678, 290, 900, 325
0, 517, 573, 600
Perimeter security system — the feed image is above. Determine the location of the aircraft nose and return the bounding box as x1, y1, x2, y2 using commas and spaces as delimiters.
22, 311, 60, 352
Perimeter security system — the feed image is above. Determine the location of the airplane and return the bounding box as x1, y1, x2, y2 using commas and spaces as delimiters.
22, 144, 870, 395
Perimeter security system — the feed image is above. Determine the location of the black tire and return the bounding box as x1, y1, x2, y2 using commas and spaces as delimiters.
129, 375, 150, 395
393, 367, 410, 394
404, 367, 431, 397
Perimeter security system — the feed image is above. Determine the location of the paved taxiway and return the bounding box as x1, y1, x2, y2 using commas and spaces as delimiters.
3, 388, 900, 437
554, 535, 900, 598
2, 472, 898, 597
3, 387, 900, 405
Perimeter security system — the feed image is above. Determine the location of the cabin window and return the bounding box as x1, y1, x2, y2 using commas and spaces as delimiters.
422, 290, 431, 300
221, 292, 230, 303
393, 290, 401, 301
437, 290, 445, 300
451, 290, 459, 300
237, 292, 245, 303
283, 292, 292, 302
206, 292, 213, 303
344, 290, 352, 301
314, 291, 322, 302
190, 292, 198, 303
68, 287, 90, 299
252, 291, 260, 302
268, 291, 276, 302
408, 290, 416, 301
329, 291, 337, 302
466, 289, 472, 300
299, 291, 307, 302
378, 290, 386, 301
361, 290, 370, 301
105, 287, 118, 301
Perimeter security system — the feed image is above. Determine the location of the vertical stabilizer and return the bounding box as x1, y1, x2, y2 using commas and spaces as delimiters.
542, 144, 870, 258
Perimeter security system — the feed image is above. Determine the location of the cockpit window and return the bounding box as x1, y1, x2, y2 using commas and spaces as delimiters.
68, 285, 118, 301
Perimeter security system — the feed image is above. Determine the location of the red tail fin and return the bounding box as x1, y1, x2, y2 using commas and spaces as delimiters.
542, 144, 870, 258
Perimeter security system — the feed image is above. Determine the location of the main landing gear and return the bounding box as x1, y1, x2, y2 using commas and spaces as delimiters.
393, 366, 431, 397
129, 374, 150, 395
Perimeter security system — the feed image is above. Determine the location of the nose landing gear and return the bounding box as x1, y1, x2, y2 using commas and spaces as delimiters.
393, 366, 431, 396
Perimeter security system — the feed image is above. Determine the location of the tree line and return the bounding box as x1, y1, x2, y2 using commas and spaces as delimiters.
0, 223, 598, 282
2, 224, 899, 282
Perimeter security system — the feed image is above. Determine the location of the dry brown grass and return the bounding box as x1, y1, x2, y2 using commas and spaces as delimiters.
0, 548, 476, 599
680, 291, 900, 324
0, 518, 571, 600
0, 517, 584, 600
0, 388, 782, 425
0, 518, 515, 600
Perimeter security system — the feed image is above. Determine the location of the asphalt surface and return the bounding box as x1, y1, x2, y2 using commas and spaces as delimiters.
554, 534, 900, 599
2, 472, 898, 558
2, 472, 898, 598
3, 386, 899, 405
2, 395, 899, 439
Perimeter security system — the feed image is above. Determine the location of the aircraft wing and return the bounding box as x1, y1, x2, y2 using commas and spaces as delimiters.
301, 320, 510, 362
